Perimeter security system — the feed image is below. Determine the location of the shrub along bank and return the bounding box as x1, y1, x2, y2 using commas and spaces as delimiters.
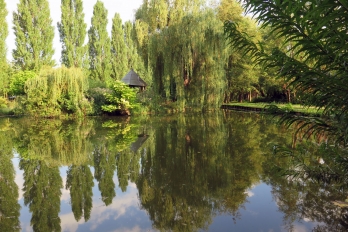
0, 67, 141, 118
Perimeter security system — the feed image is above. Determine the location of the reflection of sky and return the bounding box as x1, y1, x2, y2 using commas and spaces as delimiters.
205, 184, 321, 232
12, 160, 321, 232
14, 162, 155, 232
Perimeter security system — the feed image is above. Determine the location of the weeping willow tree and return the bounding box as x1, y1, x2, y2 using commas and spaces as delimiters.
135, 0, 228, 111
23, 67, 92, 117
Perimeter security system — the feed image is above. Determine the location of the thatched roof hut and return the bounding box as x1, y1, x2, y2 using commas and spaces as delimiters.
121, 69, 147, 90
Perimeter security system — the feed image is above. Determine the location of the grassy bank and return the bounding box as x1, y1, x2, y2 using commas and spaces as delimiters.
223, 102, 323, 116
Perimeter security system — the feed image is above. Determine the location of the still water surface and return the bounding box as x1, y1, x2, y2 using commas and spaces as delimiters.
0, 111, 345, 231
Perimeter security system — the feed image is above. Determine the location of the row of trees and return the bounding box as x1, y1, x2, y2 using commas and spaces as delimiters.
0, 0, 298, 117
9, 0, 145, 79
0, 0, 146, 116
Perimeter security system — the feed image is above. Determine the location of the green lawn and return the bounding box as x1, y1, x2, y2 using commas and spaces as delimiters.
225, 102, 323, 116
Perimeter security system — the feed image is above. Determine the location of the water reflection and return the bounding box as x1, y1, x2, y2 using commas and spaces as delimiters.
0, 120, 21, 231
66, 165, 94, 221
0, 113, 345, 231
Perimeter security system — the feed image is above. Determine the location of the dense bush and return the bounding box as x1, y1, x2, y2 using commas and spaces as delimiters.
101, 80, 139, 115
86, 87, 112, 115
10, 71, 37, 95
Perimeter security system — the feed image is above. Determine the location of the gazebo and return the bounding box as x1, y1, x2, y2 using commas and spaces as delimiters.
121, 69, 147, 91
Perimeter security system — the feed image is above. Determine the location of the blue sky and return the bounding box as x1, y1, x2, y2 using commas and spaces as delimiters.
5, 0, 143, 65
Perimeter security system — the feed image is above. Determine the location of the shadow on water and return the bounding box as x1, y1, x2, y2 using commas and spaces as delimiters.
0, 112, 347, 231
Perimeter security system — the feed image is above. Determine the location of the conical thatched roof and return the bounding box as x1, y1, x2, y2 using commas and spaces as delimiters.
121, 69, 147, 87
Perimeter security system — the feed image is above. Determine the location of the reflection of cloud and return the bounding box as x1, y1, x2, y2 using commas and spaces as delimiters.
61, 176, 70, 202
291, 224, 309, 232
60, 183, 139, 232
13, 157, 24, 200
15, 167, 24, 200
21, 222, 33, 232
245, 190, 254, 197
113, 226, 142, 232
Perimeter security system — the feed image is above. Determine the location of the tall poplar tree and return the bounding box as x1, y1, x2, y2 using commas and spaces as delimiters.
0, 0, 10, 97
0, 0, 7, 64
110, 13, 128, 80
123, 21, 148, 82
88, 1, 111, 82
12, 0, 55, 71
58, 0, 87, 68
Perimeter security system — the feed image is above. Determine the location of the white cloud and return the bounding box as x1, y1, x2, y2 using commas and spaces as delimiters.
5, 0, 143, 64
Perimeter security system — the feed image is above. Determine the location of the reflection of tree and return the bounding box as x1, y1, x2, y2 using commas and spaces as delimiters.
93, 143, 116, 206
66, 165, 94, 221
136, 113, 270, 231
20, 159, 62, 232
101, 119, 142, 192
8, 112, 348, 231
0, 120, 21, 231
263, 143, 348, 232
13, 118, 94, 165
115, 150, 141, 192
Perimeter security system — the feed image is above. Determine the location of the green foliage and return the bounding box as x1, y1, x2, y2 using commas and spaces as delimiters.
101, 80, 139, 113
12, 118, 95, 165
0, 124, 20, 231
0, 96, 6, 108
23, 67, 92, 117
273, 142, 348, 187
87, 87, 111, 115
66, 165, 94, 221
93, 143, 116, 205
110, 13, 128, 80
0, 1, 10, 97
20, 159, 62, 231
88, 1, 111, 82
0, 62, 12, 97
124, 21, 148, 79
9, 70, 37, 95
3, 112, 346, 230
12, 0, 55, 71
135, 0, 251, 111
0, 0, 8, 64
58, 0, 88, 68
225, 0, 348, 145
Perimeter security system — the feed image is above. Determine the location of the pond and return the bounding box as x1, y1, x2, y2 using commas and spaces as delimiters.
0, 111, 346, 232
